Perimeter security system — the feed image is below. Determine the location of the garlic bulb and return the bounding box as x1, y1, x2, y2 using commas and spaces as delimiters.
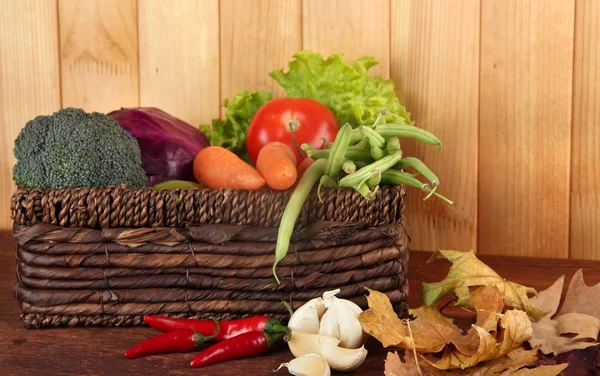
277, 354, 331, 376
287, 297, 326, 334
320, 341, 368, 372
287, 331, 340, 358
285, 289, 369, 373
318, 294, 367, 349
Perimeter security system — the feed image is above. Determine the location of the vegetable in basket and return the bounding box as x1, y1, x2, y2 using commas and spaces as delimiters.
256, 142, 298, 190
200, 90, 273, 162
202, 50, 411, 160
270, 51, 413, 127
13, 108, 147, 190
246, 98, 339, 165
108, 107, 210, 186
272, 113, 453, 283
193, 146, 265, 190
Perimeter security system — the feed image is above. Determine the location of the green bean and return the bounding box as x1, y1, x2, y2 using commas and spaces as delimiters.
385, 137, 401, 155
396, 157, 439, 186
354, 161, 367, 169
374, 124, 442, 150
322, 138, 333, 149
317, 175, 337, 202
367, 168, 382, 188
339, 152, 402, 188
370, 143, 385, 160
381, 170, 453, 204
350, 128, 363, 144
325, 124, 353, 178
361, 126, 386, 147
349, 140, 368, 151
355, 181, 379, 200
305, 147, 374, 162
273, 159, 328, 284
342, 159, 356, 174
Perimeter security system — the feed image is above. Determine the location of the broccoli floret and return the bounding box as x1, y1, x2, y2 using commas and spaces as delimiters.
13, 108, 148, 190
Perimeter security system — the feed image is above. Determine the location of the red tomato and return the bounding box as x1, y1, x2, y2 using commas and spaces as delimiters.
246, 98, 339, 165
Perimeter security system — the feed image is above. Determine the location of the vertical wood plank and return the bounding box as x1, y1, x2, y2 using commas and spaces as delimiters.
479, 0, 574, 258
0, 0, 61, 229
220, 0, 301, 101
59, 0, 139, 112
303, 0, 390, 78
391, 0, 480, 252
571, 0, 600, 260
138, 0, 220, 125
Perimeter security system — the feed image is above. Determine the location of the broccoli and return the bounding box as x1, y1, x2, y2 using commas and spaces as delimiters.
13, 108, 148, 190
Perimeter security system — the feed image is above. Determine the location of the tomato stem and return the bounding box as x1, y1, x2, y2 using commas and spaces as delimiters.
289, 124, 305, 160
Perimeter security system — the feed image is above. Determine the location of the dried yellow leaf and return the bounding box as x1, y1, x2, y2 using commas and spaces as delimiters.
422, 250, 544, 321
384, 348, 567, 376
428, 309, 532, 370
359, 289, 479, 354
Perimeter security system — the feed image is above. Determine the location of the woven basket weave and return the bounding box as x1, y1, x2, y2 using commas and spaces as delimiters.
11, 184, 409, 328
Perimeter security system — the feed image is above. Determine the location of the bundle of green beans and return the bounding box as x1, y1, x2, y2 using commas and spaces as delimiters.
272, 115, 452, 283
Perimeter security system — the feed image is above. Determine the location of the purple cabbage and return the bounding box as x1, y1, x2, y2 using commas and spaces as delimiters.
108, 107, 210, 186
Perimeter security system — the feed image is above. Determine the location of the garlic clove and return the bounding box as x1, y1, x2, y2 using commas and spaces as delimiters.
322, 293, 363, 317
277, 354, 331, 376
287, 331, 340, 358
321, 289, 342, 300
288, 297, 326, 334
320, 342, 368, 372
318, 302, 366, 349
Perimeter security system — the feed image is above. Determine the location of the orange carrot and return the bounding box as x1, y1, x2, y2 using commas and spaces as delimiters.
297, 157, 315, 180
256, 142, 297, 190
193, 146, 266, 190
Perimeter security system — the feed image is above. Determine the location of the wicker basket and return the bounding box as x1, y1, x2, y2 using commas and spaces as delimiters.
11, 184, 409, 328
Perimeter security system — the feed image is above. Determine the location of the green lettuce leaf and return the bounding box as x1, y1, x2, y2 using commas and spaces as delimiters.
269, 50, 412, 127
200, 90, 272, 160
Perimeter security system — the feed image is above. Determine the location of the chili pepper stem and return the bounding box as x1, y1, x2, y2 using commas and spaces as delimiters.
264, 316, 291, 336
194, 318, 221, 346
265, 331, 286, 349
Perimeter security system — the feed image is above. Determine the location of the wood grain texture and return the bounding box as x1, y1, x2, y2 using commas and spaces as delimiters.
571, 0, 600, 260
391, 0, 480, 252
220, 0, 301, 101
478, 0, 575, 258
59, 0, 139, 112
138, 0, 220, 125
1, 227, 600, 375
302, 0, 390, 78
0, 0, 61, 229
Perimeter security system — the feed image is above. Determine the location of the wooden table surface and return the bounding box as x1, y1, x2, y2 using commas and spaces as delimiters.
2, 230, 600, 376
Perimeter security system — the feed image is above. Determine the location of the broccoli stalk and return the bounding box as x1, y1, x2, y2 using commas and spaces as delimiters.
13, 108, 148, 190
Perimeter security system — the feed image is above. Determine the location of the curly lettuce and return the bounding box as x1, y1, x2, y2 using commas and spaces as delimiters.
269, 50, 412, 127
200, 90, 272, 161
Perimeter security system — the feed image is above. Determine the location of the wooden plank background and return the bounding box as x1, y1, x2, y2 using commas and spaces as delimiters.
1, 0, 597, 260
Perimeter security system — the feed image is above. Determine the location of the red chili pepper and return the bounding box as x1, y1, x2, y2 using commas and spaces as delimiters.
125, 319, 220, 359
144, 315, 289, 340
190, 331, 285, 368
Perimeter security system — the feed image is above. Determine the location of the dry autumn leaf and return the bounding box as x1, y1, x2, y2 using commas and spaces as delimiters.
384, 348, 568, 376
471, 286, 505, 334
528, 275, 598, 355
556, 313, 600, 341
428, 309, 533, 370
359, 288, 479, 354
422, 250, 544, 321
557, 269, 600, 319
